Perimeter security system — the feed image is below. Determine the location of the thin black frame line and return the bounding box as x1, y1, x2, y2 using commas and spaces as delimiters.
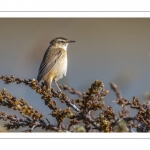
0, 11, 150, 12
0, 138, 150, 139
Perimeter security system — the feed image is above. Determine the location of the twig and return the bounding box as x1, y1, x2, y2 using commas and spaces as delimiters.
59, 85, 83, 97
110, 82, 122, 99
52, 90, 81, 112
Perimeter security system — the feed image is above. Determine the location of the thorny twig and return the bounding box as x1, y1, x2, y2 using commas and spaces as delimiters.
0, 75, 150, 132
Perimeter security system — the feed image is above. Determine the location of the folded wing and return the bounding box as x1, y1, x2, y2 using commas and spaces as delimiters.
37, 46, 63, 82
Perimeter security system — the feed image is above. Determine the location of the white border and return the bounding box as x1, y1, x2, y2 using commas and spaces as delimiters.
0, 1, 150, 139
0, 12, 150, 18
0, 133, 149, 138
0, 0, 150, 11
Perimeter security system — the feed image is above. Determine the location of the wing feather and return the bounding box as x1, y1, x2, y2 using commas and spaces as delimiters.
37, 45, 63, 82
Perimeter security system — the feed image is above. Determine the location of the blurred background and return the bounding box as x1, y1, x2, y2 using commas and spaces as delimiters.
0, 18, 150, 131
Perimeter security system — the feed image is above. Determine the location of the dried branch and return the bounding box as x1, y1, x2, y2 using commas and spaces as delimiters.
0, 111, 60, 132
0, 88, 43, 120
0, 75, 150, 132
111, 82, 150, 132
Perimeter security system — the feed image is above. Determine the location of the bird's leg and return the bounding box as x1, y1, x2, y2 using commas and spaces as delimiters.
53, 77, 62, 93
44, 75, 53, 94
44, 80, 51, 93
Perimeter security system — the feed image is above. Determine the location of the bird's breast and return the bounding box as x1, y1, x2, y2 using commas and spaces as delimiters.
52, 51, 67, 81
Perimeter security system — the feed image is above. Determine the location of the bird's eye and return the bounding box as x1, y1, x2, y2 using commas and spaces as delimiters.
61, 41, 64, 44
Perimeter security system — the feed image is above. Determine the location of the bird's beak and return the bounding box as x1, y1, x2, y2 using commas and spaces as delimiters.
68, 40, 76, 43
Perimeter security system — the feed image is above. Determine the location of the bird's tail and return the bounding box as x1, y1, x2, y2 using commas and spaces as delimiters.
37, 75, 41, 83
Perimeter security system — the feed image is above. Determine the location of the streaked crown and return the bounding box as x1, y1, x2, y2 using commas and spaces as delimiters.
50, 37, 75, 45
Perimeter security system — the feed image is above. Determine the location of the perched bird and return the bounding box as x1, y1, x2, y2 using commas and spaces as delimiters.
37, 37, 75, 93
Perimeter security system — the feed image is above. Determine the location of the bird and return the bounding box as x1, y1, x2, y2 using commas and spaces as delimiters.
37, 37, 75, 93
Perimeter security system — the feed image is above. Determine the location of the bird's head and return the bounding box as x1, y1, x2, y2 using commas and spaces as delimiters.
50, 37, 75, 50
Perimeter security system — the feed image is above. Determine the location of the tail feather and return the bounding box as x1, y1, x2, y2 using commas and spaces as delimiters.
37, 75, 41, 83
